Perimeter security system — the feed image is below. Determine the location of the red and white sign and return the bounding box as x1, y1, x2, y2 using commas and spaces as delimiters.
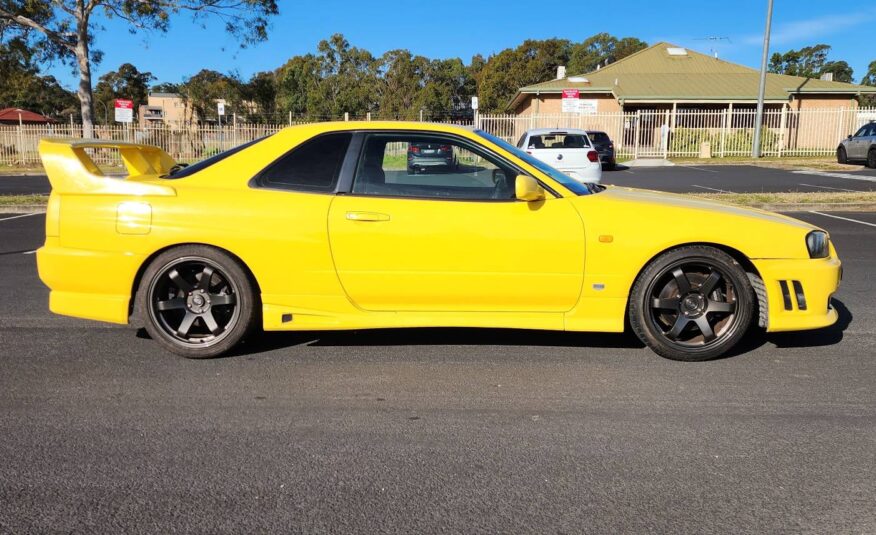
114, 99, 134, 123
561, 89, 580, 113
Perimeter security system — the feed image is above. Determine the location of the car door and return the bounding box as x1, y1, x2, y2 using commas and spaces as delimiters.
849, 124, 871, 159
526, 131, 592, 175
328, 132, 585, 313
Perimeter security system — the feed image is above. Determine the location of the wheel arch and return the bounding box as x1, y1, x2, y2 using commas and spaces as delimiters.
128, 242, 262, 319
625, 241, 767, 328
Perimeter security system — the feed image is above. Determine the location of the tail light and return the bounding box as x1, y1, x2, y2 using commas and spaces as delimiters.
439, 145, 451, 152
409, 145, 420, 154
587, 150, 599, 162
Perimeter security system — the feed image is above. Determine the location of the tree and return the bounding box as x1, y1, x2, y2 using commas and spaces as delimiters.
93, 63, 154, 123
862, 61, 876, 106
0, 25, 78, 118
306, 34, 380, 118
477, 38, 572, 113
376, 49, 427, 119
862, 61, 876, 86
243, 71, 277, 122
768, 44, 832, 78
568, 33, 647, 74
274, 54, 320, 117
179, 69, 244, 124
0, 0, 278, 137
151, 82, 181, 94
818, 60, 853, 83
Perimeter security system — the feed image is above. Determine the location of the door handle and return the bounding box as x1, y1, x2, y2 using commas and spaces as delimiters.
346, 211, 390, 222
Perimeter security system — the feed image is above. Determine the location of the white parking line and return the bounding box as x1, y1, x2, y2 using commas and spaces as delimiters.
792, 170, 876, 183
0, 213, 40, 222
809, 211, 876, 228
798, 183, 859, 192
691, 184, 729, 193
679, 165, 719, 173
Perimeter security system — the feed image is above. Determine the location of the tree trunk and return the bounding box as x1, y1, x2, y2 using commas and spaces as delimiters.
75, 17, 94, 138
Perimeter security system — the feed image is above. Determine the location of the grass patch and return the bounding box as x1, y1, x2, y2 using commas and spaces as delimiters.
689, 191, 876, 206
0, 194, 48, 206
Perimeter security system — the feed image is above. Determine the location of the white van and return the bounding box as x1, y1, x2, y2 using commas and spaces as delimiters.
516, 128, 602, 183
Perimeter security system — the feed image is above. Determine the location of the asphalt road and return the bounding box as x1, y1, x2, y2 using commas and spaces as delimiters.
606, 164, 876, 193
4, 163, 876, 196
1, 211, 875, 532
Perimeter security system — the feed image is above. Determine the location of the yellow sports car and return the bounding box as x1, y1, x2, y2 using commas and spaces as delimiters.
37, 122, 841, 361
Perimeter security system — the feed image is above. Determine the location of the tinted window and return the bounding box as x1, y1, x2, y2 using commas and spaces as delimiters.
588, 132, 610, 143
352, 134, 519, 201
854, 125, 872, 138
259, 133, 352, 191
166, 135, 272, 179
527, 133, 590, 149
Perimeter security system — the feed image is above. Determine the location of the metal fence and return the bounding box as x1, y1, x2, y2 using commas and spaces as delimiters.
1, 107, 874, 166
481, 107, 875, 160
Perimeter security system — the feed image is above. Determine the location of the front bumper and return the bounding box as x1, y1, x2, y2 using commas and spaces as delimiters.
752, 254, 842, 332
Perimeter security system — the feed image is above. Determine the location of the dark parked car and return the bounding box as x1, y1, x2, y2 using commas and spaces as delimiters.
586, 130, 616, 170
407, 142, 458, 174
837, 121, 876, 168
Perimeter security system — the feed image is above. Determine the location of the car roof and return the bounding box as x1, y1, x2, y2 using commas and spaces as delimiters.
279, 121, 476, 135
524, 128, 590, 136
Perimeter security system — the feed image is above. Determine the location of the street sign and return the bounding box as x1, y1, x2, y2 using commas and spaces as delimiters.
114, 99, 134, 123
217, 102, 225, 116
471, 96, 479, 111
561, 89, 580, 113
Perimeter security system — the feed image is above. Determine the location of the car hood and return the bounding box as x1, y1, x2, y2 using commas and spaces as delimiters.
573, 186, 821, 259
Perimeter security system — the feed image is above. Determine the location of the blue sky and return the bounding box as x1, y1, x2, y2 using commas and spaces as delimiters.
46, 0, 876, 88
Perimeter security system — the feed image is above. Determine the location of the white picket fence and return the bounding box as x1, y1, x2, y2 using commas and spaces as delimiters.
481, 107, 875, 160
1, 108, 873, 166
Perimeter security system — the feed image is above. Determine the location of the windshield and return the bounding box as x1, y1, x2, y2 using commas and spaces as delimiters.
474, 130, 598, 195
164, 135, 273, 179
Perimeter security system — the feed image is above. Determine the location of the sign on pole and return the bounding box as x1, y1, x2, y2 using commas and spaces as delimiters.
471, 96, 479, 111
114, 99, 134, 123
217, 102, 226, 116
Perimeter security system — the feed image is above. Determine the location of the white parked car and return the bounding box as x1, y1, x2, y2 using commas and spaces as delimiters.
516, 128, 602, 183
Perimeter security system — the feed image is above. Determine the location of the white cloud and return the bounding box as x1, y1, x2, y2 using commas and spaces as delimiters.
741, 10, 876, 46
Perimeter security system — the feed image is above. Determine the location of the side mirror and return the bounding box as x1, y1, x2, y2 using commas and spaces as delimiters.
515, 174, 545, 202
848, 134, 853, 140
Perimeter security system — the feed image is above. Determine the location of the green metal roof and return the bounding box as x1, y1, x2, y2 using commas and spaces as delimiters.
511, 42, 876, 109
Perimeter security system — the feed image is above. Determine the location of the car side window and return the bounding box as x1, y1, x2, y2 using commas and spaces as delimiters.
351, 134, 520, 201
854, 125, 870, 138
258, 133, 352, 192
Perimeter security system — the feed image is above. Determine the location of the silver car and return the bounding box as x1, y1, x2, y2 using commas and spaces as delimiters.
838, 121, 876, 168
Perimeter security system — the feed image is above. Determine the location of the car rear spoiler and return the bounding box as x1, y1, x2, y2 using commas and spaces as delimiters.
38, 138, 177, 196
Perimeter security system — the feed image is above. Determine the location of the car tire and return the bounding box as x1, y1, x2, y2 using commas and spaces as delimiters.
868, 148, 876, 169
629, 246, 755, 361
836, 146, 848, 165
136, 245, 259, 358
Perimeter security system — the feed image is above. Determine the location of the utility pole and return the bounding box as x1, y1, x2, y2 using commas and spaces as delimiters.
752, 0, 774, 158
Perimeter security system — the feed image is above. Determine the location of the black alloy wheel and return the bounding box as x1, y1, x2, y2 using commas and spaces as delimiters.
868, 149, 876, 169
137, 246, 258, 358
836, 146, 847, 165
630, 246, 755, 361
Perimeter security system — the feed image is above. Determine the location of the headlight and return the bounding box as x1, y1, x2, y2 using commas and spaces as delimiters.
806, 231, 829, 259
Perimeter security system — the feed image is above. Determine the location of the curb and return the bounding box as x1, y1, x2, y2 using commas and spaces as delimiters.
750, 203, 876, 213
0, 205, 47, 214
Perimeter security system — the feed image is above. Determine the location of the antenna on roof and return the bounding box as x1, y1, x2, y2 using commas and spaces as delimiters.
694, 36, 731, 58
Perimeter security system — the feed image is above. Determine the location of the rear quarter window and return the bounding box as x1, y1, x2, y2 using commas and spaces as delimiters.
257, 133, 352, 192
